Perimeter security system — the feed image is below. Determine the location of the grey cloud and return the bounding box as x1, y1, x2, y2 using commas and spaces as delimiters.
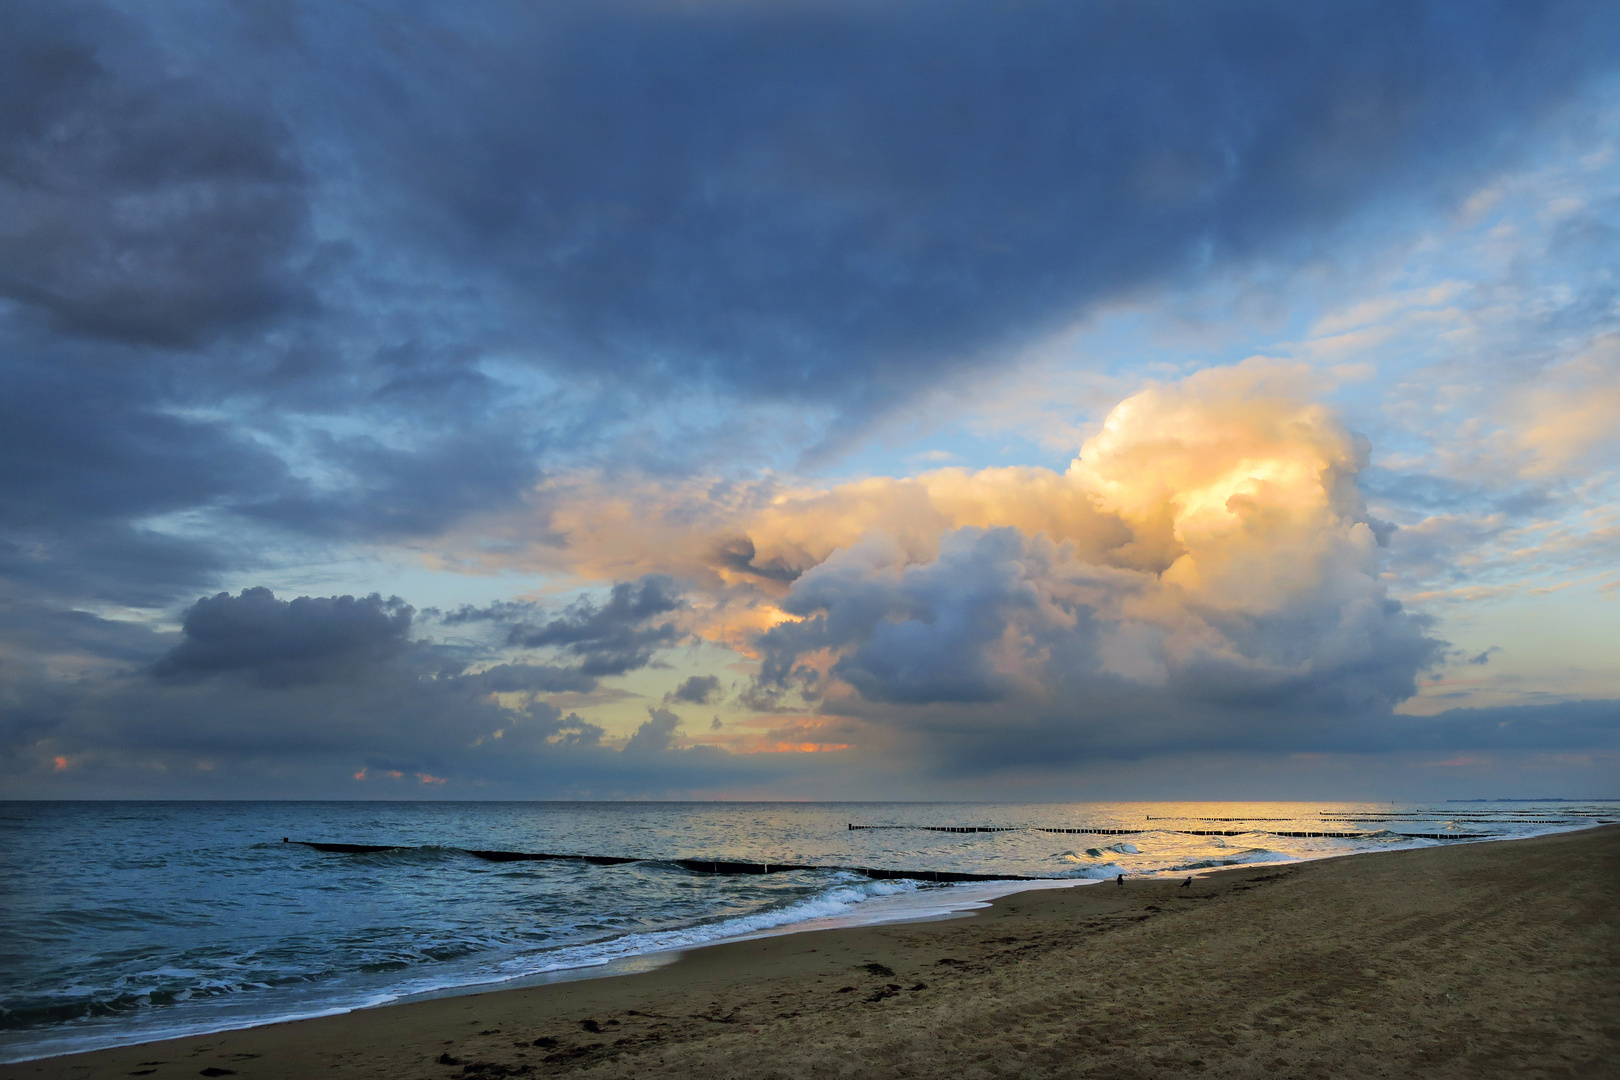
624, 706, 683, 756
288, 0, 1619, 408
0, 343, 290, 604
714, 538, 804, 584
666, 674, 722, 706
439, 600, 541, 626
1, 574, 1609, 797
766, 529, 1042, 706
507, 576, 684, 676
623, 705, 727, 764
151, 587, 413, 687
845, 694, 1620, 785
0, 654, 775, 798
0, 596, 172, 667
0, 1, 310, 347
754, 526, 1446, 771
1393, 699, 1620, 752
239, 426, 545, 542
455, 662, 597, 696
0, 585, 777, 796
0, 525, 235, 610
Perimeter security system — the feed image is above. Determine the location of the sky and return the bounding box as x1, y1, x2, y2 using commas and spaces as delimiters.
3, 0, 1619, 801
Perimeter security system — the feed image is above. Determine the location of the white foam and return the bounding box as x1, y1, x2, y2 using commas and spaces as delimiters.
1172, 848, 1294, 871
718, 877, 1085, 941
1058, 861, 1129, 879
467, 873, 1084, 979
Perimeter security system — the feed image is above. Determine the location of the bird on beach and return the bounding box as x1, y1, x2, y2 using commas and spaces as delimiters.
1116, 873, 1125, 886
1180, 876, 1192, 889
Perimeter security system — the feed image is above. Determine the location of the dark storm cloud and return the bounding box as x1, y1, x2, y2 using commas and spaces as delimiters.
0, 616, 780, 799
505, 577, 684, 676
290, 0, 1620, 404
0, 1, 310, 346
0, 581, 754, 796
0, 595, 171, 666
0, 359, 276, 530
151, 587, 414, 687
239, 426, 545, 541
0, 333, 293, 604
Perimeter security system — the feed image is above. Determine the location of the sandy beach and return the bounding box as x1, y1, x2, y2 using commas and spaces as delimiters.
5, 825, 1615, 1080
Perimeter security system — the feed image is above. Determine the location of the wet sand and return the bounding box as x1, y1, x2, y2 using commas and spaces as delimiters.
5, 825, 1615, 1080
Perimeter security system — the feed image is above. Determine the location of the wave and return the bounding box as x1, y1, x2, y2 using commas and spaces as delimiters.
484, 873, 926, 972
1171, 848, 1293, 871
1055, 862, 1128, 880
0, 871, 929, 1047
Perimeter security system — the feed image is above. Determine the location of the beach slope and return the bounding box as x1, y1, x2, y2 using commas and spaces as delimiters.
5, 825, 1615, 1079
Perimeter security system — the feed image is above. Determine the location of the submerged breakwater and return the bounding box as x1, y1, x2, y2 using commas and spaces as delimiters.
3, 799, 1613, 1064
289, 840, 1038, 882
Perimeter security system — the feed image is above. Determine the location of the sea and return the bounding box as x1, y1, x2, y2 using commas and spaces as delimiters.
2, 799, 1614, 1063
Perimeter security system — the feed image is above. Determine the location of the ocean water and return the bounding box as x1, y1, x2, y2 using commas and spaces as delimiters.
1, 799, 1613, 1063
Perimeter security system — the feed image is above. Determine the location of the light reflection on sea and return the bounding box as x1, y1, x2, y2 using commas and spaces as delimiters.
0, 799, 1612, 1062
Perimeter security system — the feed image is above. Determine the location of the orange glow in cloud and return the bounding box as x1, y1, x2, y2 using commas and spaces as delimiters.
435, 359, 1399, 716
353, 767, 444, 783
446, 360, 1364, 620
696, 716, 856, 754
53, 755, 70, 771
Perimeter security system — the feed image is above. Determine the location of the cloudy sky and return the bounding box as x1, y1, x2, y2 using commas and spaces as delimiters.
4, 0, 1619, 801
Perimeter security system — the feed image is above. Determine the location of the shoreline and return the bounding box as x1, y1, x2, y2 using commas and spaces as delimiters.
0, 836, 1466, 1066
0, 828, 1579, 1065
0, 874, 1088, 1067
4, 824, 1615, 1079
6, 825, 1580, 1065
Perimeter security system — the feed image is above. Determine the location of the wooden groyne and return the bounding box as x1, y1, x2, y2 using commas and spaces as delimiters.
284, 840, 1040, 883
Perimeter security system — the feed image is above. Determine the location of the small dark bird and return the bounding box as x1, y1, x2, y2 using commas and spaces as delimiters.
1180, 876, 1192, 888
1116, 873, 1125, 886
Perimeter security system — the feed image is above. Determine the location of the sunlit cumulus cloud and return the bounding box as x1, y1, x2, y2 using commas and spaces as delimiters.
519, 365, 1444, 766
426, 362, 1617, 786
